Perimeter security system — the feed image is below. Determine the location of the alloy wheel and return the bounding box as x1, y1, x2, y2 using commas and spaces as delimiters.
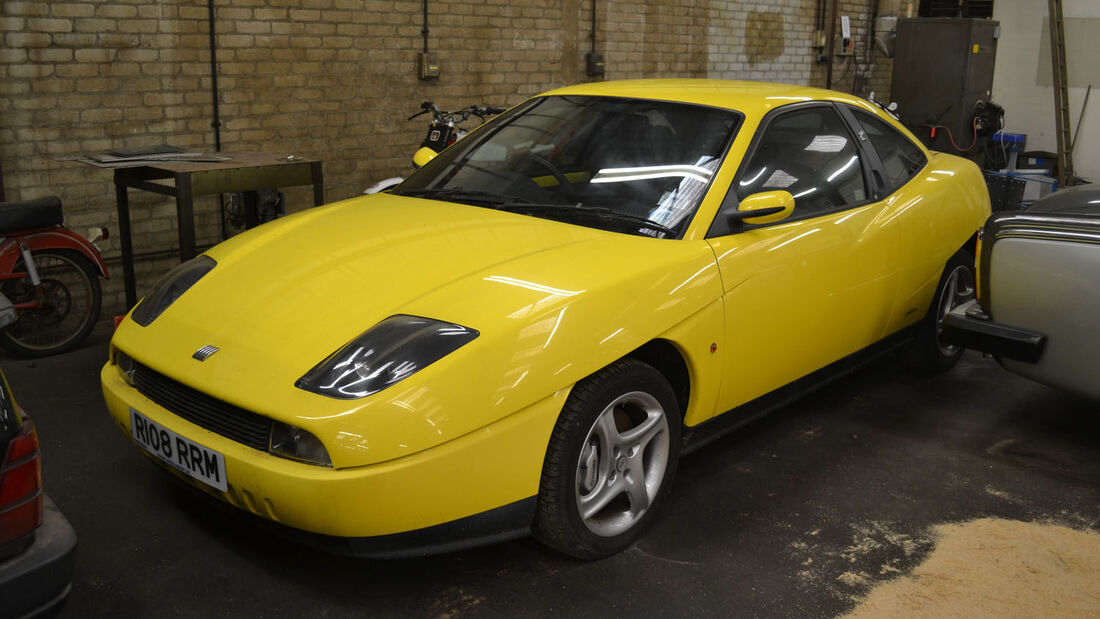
574, 391, 670, 537
935, 264, 975, 356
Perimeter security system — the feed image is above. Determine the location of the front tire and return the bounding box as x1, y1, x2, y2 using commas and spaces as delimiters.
904, 249, 975, 373
533, 358, 681, 560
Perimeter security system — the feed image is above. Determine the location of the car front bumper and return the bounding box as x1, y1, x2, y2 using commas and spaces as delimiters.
941, 299, 1047, 363
0, 496, 76, 619
101, 361, 564, 553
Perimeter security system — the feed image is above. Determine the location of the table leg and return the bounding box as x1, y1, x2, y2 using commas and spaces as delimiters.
175, 172, 196, 261
114, 172, 138, 310
242, 191, 259, 229
311, 161, 325, 206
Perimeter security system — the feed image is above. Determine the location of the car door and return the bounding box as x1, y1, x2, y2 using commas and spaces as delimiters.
838, 105, 940, 336
705, 103, 903, 414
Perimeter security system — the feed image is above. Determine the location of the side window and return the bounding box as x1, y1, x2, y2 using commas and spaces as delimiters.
737, 106, 866, 219
852, 110, 927, 193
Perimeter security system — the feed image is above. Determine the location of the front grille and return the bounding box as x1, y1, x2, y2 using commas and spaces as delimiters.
133, 362, 273, 452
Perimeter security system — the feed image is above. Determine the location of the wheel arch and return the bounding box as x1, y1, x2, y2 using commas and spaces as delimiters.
961, 231, 978, 258
21, 228, 109, 278
625, 338, 691, 421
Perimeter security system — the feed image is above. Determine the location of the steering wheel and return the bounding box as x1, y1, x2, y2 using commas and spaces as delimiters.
528, 154, 579, 202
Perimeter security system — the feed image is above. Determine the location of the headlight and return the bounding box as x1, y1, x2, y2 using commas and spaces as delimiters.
131, 256, 216, 326
115, 348, 136, 386
270, 421, 331, 466
296, 315, 479, 399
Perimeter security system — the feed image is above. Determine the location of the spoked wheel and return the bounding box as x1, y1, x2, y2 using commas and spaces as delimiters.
0, 249, 101, 358
904, 249, 975, 372
534, 358, 681, 559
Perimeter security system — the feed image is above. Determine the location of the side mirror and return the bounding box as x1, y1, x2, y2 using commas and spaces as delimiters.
412, 147, 438, 168
725, 190, 795, 226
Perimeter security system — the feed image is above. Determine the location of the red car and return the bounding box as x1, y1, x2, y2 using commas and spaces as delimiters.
0, 368, 76, 618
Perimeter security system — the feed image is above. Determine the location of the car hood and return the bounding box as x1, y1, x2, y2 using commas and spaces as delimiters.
112, 193, 721, 467
1026, 184, 1100, 217
121, 192, 603, 366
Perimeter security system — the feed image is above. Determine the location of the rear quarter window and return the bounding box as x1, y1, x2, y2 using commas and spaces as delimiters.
853, 110, 927, 193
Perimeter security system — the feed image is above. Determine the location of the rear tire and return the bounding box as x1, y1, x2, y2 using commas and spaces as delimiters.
0, 249, 101, 358
904, 249, 975, 373
533, 358, 681, 560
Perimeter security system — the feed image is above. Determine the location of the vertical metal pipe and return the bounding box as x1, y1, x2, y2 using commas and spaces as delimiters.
207, 0, 226, 239
825, 0, 838, 89
866, 0, 878, 57
207, 0, 221, 152
590, 0, 597, 53
422, 0, 429, 53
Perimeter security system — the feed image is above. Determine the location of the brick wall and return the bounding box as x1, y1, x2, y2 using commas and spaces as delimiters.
0, 0, 888, 315
822, 0, 895, 103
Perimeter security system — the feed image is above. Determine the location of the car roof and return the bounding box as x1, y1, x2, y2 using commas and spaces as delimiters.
540, 79, 876, 115
1026, 183, 1100, 217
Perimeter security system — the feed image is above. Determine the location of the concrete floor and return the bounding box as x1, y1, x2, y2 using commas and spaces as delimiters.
5, 322, 1099, 617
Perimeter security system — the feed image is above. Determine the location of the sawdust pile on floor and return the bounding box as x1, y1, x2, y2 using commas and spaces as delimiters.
843, 518, 1100, 617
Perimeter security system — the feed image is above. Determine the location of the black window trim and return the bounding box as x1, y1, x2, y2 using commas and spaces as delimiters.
834, 104, 886, 202
707, 101, 882, 238
836, 103, 929, 198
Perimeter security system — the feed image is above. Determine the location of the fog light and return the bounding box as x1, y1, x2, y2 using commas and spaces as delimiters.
269, 422, 331, 467
115, 349, 136, 386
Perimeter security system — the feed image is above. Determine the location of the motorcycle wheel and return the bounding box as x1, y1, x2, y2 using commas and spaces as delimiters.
0, 249, 102, 358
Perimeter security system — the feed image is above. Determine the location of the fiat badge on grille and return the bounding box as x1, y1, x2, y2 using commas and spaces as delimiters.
193, 345, 220, 361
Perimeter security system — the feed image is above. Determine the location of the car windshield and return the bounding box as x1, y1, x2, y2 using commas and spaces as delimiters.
393, 95, 742, 238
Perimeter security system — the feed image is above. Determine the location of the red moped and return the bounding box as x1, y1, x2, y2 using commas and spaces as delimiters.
0, 196, 108, 357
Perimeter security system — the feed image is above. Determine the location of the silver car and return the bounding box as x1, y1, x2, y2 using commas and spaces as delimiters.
943, 184, 1100, 401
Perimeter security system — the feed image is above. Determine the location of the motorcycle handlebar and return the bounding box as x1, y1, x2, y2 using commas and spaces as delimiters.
408, 101, 440, 120
408, 102, 503, 122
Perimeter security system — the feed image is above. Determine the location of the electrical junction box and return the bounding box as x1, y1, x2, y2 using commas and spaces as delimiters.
837, 15, 852, 56
835, 35, 854, 56
418, 52, 439, 80
585, 51, 604, 77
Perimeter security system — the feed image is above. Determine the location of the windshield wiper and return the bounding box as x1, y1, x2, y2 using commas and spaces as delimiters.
494, 203, 677, 236
398, 188, 532, 206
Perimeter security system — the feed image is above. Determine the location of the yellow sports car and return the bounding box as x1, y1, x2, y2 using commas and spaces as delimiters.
101, 80, 989, 559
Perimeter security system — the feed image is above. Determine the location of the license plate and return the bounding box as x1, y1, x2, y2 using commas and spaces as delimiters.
130, 407, 228, 492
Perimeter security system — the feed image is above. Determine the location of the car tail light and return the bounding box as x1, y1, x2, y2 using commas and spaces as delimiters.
0, 418, 43, 547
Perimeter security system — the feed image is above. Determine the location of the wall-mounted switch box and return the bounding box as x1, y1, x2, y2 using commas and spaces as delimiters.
838, 15, 852, 55
835, 35, 854, 55
585, 51, 604, 77
418, 52, 439, 80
